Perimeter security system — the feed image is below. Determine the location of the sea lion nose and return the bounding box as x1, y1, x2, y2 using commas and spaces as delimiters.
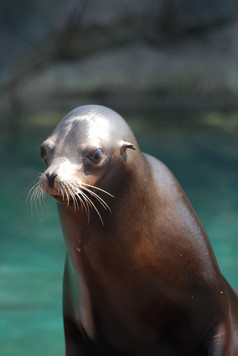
46, 172, 57, 188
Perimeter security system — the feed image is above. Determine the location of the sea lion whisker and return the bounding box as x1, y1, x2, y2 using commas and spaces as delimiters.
62, 182, 71, 206
81, 186, 112, 212
68, 183, 89, 215
67, 183, 77, 208
38, 186, 46, 211
65, 183, 75, 208
28, 182, 44, 214
75, 190, 89, 216
26, 181, 37, 202
79, 190, 104, 225
58, 181, 66, 201
28, 184, 38, 214
66, 182, 89, 218
65, 182, 79, 207
75, 190, 91, 223
27, 181, 40, 204
66, 182, 80, 212
75, 194, 85, 214
31, 184, 41, 208
35, 185, 43, 208
80, 183, 114, 198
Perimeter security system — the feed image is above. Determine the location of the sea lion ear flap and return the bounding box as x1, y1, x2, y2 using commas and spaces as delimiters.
120, 141, 136, 151
120, 141, 136, 161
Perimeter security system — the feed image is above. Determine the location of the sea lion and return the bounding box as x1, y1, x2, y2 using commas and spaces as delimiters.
33, 105, 238, 355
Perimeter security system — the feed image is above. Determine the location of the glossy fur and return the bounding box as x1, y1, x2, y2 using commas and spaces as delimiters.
38, 105, 238, 355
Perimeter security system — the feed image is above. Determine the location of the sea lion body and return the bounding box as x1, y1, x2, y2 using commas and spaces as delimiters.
37, 105, 238, 355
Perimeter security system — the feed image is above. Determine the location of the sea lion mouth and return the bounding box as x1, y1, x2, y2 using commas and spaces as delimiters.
51, 193, 80, 205
52, 194, 78, 205
28, 181, 114, 224
52, 195, 66, 203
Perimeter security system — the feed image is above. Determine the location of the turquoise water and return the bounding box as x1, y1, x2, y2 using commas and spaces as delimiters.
1, 110, 238, 356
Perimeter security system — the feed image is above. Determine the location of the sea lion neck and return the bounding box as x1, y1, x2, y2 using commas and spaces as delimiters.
57, 152, 152, 254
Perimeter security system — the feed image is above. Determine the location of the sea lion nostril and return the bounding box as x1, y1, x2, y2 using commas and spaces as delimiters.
46, 172, 57, 188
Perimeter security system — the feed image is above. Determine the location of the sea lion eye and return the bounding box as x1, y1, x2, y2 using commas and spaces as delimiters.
90, 148, 103, 162
40, 146, 47, 160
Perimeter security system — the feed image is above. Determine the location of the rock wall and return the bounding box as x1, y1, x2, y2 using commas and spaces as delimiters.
1, 0, 238, 113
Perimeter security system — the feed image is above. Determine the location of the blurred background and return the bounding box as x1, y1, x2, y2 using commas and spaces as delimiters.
1, 1, 238, 355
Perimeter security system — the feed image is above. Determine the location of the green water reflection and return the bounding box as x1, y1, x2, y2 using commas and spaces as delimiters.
1, 110, 238, 356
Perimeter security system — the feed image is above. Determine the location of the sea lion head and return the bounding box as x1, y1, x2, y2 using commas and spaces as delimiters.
31, 105, 138, 222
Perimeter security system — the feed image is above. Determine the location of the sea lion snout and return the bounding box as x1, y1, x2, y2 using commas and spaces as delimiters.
40, 157, 81, 197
